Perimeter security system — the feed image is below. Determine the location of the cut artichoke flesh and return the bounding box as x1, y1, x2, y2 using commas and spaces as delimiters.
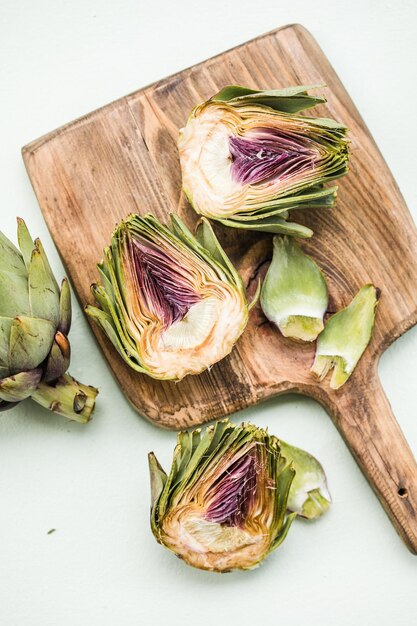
86, 214, 250, 381
179, 85, 349, 235
149, 419, 330, 572
311, 284, 378, 389
0, 219, 98, 421
261, 236, 328, 341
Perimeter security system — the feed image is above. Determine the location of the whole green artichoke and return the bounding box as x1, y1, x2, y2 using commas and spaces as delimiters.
0, 218, 98, 422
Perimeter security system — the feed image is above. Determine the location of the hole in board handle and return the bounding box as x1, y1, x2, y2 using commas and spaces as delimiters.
398, 487, 408, 498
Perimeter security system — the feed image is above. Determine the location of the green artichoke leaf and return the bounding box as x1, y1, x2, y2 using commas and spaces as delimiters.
58, 278, 72, 335
311, 284, 378, 389
16, 217, 34, 269
0, 265, 30, 319
194, 217, 243, 289
280, 440, 331, 519
28, 240, 60, 326
0, 229, 27, 276
8, 316, 56, 374
43, 331, 71, 382
216, 216, 314, 237
270, 512, 298, 551
148, 452, 168, 510
85, 301, 147, 375
261, 236, 328, 342
0, 317, 13, 372
212, 84, 326, 113
0, 367, 43, 402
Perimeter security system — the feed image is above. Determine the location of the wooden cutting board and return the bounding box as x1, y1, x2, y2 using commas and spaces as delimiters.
23, 24, 417, 553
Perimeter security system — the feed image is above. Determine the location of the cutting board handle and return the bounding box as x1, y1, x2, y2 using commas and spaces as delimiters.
327, 371, 417, 553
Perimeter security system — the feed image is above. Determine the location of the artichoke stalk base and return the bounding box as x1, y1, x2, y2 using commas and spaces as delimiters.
0, 219, 98, 421
149, 420, 330, 572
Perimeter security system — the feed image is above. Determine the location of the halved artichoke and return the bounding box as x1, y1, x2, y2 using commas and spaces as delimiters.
149, 419, 330, 572
0, 219, 98, 422
178, 85, 349, 237
86, 214, 252, 381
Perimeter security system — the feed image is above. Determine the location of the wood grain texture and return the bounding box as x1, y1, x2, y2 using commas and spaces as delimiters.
22, 25, 417, 552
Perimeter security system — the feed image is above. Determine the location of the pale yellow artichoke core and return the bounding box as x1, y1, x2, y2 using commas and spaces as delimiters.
161, 508, 271, 571
143, 290, 247, 380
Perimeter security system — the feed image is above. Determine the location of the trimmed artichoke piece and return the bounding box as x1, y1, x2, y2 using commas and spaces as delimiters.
311, 284, 378, 389
86, 214, 249, 381
149, 420, 330, 572
178, 85, 349, 236
261, 236, 328, 342
0, 218, 98, 421
279, 440, 331, 519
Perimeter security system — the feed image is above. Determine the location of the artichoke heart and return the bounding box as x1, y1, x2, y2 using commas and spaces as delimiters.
86, 214, 249, 381
311, 284, 378, 389
149, 420, 330, 572
0, 219, 98, 421
178, 85, 349, 237
261, 236, 328, 342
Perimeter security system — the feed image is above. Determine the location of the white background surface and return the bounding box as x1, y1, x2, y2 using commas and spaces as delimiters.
1, 1, 417, 624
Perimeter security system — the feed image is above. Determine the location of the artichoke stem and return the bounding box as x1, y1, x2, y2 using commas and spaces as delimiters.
31, 373, 98, 423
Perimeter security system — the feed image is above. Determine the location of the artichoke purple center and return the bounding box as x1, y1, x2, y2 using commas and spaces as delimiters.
132, 239, 200, 328
229, 128, 316, 185
205, 450, 258, 527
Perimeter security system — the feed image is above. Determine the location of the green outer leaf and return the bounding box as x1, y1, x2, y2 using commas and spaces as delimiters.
58, 278, 72, 335
193, 217, 243, 290
216, 216, 313, 238
0, 265, 30, 318
8, 316, 56, 374
279, 440, 331, 519
84, 303, 147, 375
16, 218, 34, 268
311, 284, 378, 389
248, 279, 261, 312
0, 368, 43, 402
260, 236, 328, 342
212, 84, 326, 113
28, 240, 60, 325
148, 452, 168, 512
0, 317, 13, 372
0, 228, 27, 276
43, 331, 71, 382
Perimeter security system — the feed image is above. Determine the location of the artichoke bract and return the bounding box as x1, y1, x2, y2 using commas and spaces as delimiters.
261, 236, 328, 342
0, 219, 98, 422
178, 85, 349, 237
149, 420, 330, 572
311, 284, 378, 389
86, 214, 251, 381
